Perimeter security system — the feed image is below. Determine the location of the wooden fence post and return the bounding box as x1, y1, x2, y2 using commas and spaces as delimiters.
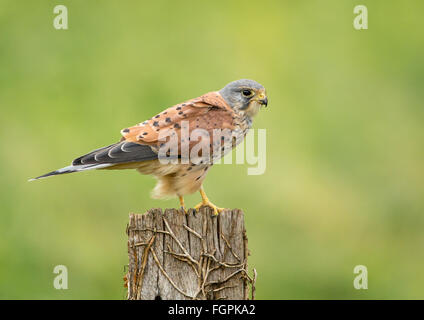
126, 207, 256, 300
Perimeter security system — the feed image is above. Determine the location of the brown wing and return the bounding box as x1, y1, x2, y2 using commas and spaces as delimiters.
120, 91, 236, 159
32, 91, 235, 180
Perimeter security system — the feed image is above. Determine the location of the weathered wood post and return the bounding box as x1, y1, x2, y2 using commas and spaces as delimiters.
126, 207, 256, 300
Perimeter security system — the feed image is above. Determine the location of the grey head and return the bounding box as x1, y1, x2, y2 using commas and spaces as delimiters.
219, 79, 268, 117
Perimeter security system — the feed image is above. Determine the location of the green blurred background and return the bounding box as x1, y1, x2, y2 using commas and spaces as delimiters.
1, 0, 423, 299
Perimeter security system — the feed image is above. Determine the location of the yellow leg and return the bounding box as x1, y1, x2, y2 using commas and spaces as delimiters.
179, 196, 187, 214
194, 186, 224, 215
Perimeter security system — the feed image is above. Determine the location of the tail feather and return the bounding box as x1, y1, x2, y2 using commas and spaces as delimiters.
29, 163, 112, 181
29, 141, 158, 181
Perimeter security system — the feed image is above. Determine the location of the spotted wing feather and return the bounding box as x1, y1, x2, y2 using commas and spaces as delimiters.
120, 91, 236, 155
30, 92, 235, 181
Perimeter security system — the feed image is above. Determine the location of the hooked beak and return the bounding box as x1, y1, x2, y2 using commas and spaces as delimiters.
257, 92, 268, 107
259, 97, 268, 107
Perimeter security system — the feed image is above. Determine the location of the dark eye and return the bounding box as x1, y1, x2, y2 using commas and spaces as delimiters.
242, 89, 253, 97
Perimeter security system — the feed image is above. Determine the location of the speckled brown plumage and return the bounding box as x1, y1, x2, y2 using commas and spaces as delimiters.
113, 91, 237, 199
31, 79, 268, 215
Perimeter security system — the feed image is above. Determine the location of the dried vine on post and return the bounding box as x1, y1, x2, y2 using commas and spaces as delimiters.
126, 207, 256, 300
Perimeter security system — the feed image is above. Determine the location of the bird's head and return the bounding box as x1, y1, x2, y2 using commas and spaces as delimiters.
219, 79, 268, 117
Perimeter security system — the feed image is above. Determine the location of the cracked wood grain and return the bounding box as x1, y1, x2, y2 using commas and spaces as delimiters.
126, 207, 255, 300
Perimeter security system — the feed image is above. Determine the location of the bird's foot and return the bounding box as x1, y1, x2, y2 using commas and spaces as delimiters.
194, 200, 224, 216
178, 196, 188, 214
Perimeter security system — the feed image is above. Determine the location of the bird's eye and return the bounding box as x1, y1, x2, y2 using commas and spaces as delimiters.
242, 89, 253, 97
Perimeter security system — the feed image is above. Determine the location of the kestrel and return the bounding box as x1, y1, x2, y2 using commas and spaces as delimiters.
31, 79, 268, 214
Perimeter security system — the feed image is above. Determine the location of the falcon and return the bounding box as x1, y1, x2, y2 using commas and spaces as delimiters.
30, 79, 268, 214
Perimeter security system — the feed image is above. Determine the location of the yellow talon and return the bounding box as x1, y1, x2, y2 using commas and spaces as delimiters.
194, 187, 224, 215
179, 196, 187, 214
194, 201, 223, 215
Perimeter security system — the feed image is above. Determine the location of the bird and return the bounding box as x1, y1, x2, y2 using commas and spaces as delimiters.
30, 79, 268, 215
